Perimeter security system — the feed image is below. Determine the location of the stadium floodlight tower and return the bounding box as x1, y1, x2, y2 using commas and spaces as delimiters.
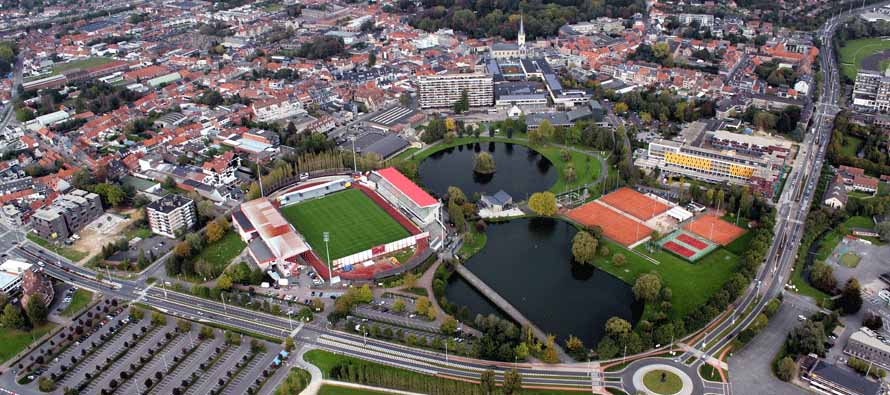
323, 231, 333, 286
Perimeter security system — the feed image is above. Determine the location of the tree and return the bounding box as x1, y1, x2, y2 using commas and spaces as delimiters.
838, 278, 863, 315
864, 312, 884, 331
403, 272, 417, 288
542, 335, 559, 363
94, 183, 126, 207
564, 163, 577, 183
473, 152, 496, 174
613, 102, 629, 115
480, 369, 496, 395
284, 336, 295, 352
633, 273, 662, 302
392, 299, 406, 313
453, 89, 470, 114
612, 253, 626, 266
448, 200, 466, 232
1, 304, 23, 329
217, 274, 233, 291
605, 317, 632, 338
151, 311, 166, 326
810, 261, 837, 292
26, 297, 48, 326
441, 315, 458, 335
572, 231, 598, 265
776, 356, 796, 381
206, 219, 229, 243
399, 93, 411, 107
415, 296, 431, 316
532, 121, 553, 145
565, 335, 584, 352
197, 200, 216, 221
528, 192, 557, 216
177, 319, 192, 333
502, 368, 522, 395
367, 51, 376, 67
173, 242, 192, 259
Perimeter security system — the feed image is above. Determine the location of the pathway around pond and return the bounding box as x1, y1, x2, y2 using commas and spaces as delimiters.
452, 264, 572, 362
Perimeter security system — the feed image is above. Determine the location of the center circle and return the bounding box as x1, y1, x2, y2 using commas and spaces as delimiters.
642, 369, 684, 395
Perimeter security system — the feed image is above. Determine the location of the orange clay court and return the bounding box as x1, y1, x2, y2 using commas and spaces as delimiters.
567, 201, 654, 246
684, 214, 746, 245
599, 187, 670, 221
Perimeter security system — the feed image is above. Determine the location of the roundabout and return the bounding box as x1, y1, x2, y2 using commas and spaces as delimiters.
628, 361, 696, 395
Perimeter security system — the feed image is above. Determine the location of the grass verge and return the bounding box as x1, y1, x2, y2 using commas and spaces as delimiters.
59, 289, 93, 317
26, 233, 88, 262
0, 323, 56, 363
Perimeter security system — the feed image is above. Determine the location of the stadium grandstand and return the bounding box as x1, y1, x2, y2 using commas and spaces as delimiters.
232, 197, 315, 276
369, 167, 442, 227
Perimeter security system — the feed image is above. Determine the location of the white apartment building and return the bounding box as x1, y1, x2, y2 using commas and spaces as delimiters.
251, 97, 307, 122
852, 69, 890, 112
417, 73, 494, 109
146, 194, 197, 238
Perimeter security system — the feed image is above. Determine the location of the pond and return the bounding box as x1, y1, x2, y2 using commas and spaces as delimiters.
418, 141, 557, 199
445, 218, 643, 346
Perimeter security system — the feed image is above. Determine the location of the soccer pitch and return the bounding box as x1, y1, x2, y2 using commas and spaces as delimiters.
280, 189, 411, 262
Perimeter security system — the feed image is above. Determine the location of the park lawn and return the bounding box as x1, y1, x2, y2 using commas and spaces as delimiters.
846, 215, 875, 229
389, 147, 420, 162
0, 323, 56, 363
588, 239, 739, 321
26, 233, 88, 262
839, 135, 863, 157
281, 189, 410, 262
458, 230, 487, 259
194, 229, 246, 275
878, 182, 890, 197
642, 370, 682, 394
319, 385, 389, 395
840, 253, 861, 268
815, 216, 874, 261
306, 350, 587, 394
839, 38, 890, 80
60, 289, 93, 317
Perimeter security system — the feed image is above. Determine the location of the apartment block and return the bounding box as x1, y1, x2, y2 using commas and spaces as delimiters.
146, 194, 197, 238
417, 73, 494, 109
31, 189, 103, 240
852, 69, 890, 112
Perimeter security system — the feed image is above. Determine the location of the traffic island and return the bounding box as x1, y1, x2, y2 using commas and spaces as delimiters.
632, 363, 694, 395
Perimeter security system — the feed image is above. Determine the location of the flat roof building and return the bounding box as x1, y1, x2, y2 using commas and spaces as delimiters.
31, 189, 103, 240
146, 194, 196, 238
417, 73, 494, 109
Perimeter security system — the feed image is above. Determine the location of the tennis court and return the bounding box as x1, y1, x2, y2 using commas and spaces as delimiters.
657, 230, 717, 262
684, 215, 746, 245
567, 201, 653, 246
599, 187, 671, 221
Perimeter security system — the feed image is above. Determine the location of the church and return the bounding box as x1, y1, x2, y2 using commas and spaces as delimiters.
490, 16, 529, 59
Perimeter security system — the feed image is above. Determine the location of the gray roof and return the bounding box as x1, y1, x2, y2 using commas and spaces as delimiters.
810, 359, 880, 395
482, 190, 512, 206
147, 194, 193, 214
249, 237, 276, 264
351, 132, 410, 159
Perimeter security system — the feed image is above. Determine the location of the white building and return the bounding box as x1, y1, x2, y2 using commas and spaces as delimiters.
0, 259, 32, 296
146, 194, 197, 238
251, 97, 307, 122
417, 73, 494, 109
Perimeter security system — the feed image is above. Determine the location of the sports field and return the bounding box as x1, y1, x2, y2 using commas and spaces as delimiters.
566, 201, 653, 246
599, 187, 670, 221
839, 38, 890, 80
684, 215, 745, 246
280, 189, 410, 261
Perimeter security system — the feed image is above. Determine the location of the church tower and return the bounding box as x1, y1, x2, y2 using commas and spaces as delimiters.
517, 15, 526, 48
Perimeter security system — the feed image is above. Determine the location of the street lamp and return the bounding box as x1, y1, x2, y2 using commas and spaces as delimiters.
350, 135, 357, 173
323, 232, 332, 286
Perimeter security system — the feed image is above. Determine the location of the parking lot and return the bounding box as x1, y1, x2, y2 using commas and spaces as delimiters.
9, 303, 287, 395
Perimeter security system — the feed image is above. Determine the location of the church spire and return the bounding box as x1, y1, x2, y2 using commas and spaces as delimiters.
518, 14, 526, 47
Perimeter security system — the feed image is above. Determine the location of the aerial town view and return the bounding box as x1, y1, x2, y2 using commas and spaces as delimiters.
1, 0, 890, 394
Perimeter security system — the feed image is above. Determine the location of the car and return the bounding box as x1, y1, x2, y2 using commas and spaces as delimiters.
797, 315, 807, 321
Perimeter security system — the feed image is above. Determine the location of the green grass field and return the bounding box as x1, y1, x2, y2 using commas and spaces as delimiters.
839, 135, 863, 157
25, 57, 115, 82
839, 38, 890, 80
642, 370, 682, 394
60, 289, 93, 317
194, 230, 246, 277
26, 233, 88, 262
281, 189, 410, 261
0, 323, 56, 363
840, 253, 861, 268
319, 385, 389, 395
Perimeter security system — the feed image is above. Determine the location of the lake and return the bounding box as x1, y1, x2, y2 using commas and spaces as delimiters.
418, 141, 557, 199
445, 218, 643, 346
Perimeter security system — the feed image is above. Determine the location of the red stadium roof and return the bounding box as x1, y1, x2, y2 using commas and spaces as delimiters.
375, 167, 438, 207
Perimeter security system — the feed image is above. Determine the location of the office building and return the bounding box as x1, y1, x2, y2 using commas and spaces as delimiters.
846, 329, 890, 371
852, 69, 890, 112
0, 260, 32, 296
417, 73, 494, 109
31, 189, 103, 240
635, 122, 788, 197
146, 194, 197, 238
800, 355, 880, 395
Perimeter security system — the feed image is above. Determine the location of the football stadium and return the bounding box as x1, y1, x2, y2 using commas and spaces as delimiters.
232, 168, 441, 282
